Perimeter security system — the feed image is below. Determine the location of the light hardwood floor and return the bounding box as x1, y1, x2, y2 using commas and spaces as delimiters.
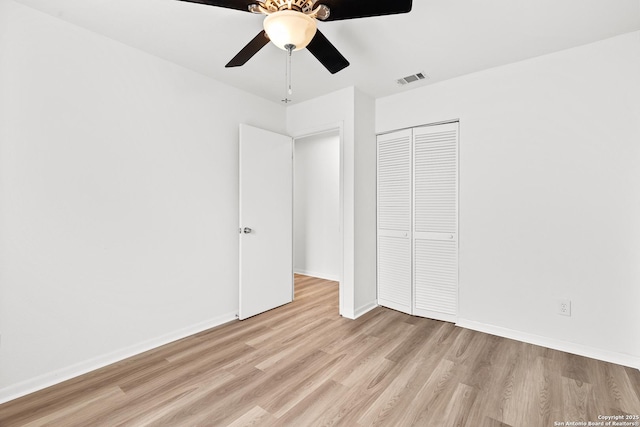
1, 275, 639, 426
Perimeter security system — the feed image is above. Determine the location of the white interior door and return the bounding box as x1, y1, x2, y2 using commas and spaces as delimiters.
239, 124, 293, 320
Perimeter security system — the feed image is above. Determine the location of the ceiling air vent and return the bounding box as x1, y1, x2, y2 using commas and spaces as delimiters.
396, 72, 428, 86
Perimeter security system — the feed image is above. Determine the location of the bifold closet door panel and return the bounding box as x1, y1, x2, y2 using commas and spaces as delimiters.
412, 123, 458, 322
377, 129, 412, 314
378, 233, 411, 313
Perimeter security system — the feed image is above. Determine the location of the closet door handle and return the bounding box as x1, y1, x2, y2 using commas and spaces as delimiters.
243, 227, 253, 234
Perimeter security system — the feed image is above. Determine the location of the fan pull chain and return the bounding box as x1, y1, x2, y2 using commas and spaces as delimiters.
282, 44, 294, 104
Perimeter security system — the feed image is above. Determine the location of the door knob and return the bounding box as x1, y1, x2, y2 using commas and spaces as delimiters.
243, 227, 252, 234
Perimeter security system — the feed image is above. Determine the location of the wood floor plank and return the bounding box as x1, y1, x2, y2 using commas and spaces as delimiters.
603, 361, 640, 414
310, 358, 399, 425
226, 406, 275, 427
625, 366, 640, 404
442, 382, 479, 427
481, 417, 514, 427
399, 359, 464, 426
259, 351, 347, 418
501, 342, 545, 427
535, 356, 564, 426
1, 275, 639, 427
120, 341, 254, 395
269, 379, 349, 427
562, 376, 592, 422
460, 332, 502, 391
22, 386, 126, 427
253, 319, 342, 372
108, 370, 236, 426
332, 320, 414, 388
137, 367, 266, 427
562, 352, 593, 384
465, 337, 520, 424
357, 324, 461, 426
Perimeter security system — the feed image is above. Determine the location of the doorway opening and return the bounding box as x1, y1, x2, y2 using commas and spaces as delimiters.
293, 129, 342, 314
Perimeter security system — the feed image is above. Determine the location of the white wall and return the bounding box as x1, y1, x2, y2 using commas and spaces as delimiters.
353, 89, 377, 315
0, 1, 286, 402
294, 131, 341, 281
377, 31, 640, 368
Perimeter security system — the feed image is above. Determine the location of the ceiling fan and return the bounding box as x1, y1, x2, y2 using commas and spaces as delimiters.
177, 0, 413, 74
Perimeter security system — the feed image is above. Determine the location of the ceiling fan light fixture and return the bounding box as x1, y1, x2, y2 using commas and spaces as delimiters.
263, 10, 317, 51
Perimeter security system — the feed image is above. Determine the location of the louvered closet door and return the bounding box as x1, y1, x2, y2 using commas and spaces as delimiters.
377, 129, 412, 314
413, 123, 458, 322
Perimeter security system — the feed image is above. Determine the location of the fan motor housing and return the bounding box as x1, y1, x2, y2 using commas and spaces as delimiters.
262, 0, 315, 13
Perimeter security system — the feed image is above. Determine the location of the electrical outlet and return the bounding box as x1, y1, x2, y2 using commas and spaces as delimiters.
557, 299, 571, 316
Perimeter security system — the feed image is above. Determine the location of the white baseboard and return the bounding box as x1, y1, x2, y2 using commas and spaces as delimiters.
0, 311, 237, 405
354, 301, 378, 319
294, 269, 340, 282
456, 319, 640, 370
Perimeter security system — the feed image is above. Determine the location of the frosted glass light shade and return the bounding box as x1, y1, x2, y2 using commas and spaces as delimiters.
263, 10, 317, 51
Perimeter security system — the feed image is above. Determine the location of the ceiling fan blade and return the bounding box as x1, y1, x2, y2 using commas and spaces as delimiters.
318, 0, 412, 21
176, 0, 256, 12
226, 30, 270, 67
306, 30, 349, 74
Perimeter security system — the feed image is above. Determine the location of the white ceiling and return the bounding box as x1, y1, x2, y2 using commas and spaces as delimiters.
14, 0, 640, 104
